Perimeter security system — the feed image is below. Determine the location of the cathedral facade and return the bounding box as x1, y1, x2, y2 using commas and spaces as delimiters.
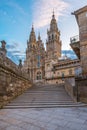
23, 12, 80, 84
23, 12, 62, 83
23, 26, 45, 83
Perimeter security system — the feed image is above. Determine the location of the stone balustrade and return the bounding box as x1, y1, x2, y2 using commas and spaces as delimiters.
0, 54, 32, 108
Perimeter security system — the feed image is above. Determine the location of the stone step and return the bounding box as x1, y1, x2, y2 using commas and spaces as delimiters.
10, 100, 74, 103
11, 100, 73, 103
7, 102, 77, 106
4, 84, 83, 109
4, 103, 86, 109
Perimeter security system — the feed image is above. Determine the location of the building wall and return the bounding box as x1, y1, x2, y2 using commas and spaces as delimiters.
75, 77, 87, 103
0, 45, 32, 108
45, 59, 80, 84
76, 7, 87, 74
45, 67, 77, 84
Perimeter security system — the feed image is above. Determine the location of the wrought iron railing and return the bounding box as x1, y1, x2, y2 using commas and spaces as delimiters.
70, 35, 79, 44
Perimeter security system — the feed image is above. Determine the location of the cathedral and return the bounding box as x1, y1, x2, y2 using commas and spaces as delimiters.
23, 11, 81, 84
23, 12, 62, 83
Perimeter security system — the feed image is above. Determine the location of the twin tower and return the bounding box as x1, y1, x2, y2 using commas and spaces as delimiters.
23, 12, 62, 82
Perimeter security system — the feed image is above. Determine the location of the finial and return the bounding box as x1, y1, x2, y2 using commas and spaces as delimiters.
52, 9, 55, 19
19, 59, 22, 69
32, 23, 34, 32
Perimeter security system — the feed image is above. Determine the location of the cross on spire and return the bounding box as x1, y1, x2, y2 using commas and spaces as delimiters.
52, 9, 55, 19
32, 23, 34, 32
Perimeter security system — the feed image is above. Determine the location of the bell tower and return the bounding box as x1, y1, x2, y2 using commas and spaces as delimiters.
26, 25, 36, 59
46, 11, 61, 59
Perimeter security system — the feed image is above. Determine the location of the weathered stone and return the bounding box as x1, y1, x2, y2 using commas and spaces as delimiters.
0, 52, 32, 108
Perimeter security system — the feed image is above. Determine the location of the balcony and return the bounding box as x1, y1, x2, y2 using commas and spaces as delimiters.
70, 35, 79, 44
70, 35, 80, 59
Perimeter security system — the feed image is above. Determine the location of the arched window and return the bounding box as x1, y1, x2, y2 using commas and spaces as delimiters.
52, 34, 54, 39
37, 55, 40, 61
37, 62, 40, 68
27, 68, 29, 74
47, 64, 50, 69
49, 36, 50, 40
36, 71, 42, 80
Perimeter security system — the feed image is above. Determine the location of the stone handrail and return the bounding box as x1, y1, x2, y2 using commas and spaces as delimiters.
0, 56, 32, 108
0, 56, 29, 80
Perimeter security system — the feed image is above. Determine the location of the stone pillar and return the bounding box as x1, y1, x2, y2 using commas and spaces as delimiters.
73, 6, 87, 75
1, 40, 7, 56
1, 40, 6, 49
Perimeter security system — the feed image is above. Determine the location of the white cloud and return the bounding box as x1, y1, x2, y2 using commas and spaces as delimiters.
33, 0, 69, 28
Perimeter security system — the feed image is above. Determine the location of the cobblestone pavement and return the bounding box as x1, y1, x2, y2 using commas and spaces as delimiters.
0, 107, 87, 130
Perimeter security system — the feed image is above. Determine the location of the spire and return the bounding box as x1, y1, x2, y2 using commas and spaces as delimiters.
38, 32, 41, 41
29, 24, 36, 42
52, 9, 55, 19
31, 24, 34, 32
50, 11, 58, 31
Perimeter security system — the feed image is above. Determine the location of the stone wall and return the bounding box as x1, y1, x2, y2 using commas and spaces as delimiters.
64, 77, 77, 102
65, 76, 87, 103
75, 77, 87, 103
74, 6, 87, 74
0, 55, 32, 108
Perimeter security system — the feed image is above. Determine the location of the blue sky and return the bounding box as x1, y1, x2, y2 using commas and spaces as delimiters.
0, 0, 87, 64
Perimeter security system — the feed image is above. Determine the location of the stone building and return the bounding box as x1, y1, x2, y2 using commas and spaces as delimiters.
72, 6, 87, 75
45, 58, 80, 84
23, 12, 81, 84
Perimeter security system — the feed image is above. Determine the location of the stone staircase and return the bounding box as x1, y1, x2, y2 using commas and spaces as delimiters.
4, 84, 85, 109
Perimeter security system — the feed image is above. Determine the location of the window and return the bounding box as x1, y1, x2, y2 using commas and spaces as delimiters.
62, 72, 64, 77
37, 55, 40, 61
27, 68, 29, 74
37, 71, 42, 80
53, 71, 55, 74
69, 69, 72, 75
47, 64, 50, 69
47, 64, 50, 67
37, 62, 40, 68
57, 72, 60, 75
52, 34, 54, 39
37, 55, 41, 68
49, 36, 50, 40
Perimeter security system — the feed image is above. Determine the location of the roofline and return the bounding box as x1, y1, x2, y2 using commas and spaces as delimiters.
71, 5, 87, 25
72, 5, 87, 16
